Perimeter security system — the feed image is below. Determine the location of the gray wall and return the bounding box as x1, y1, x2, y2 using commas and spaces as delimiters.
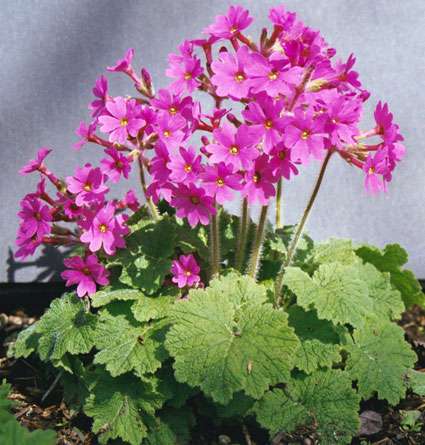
1, 0, 424, 282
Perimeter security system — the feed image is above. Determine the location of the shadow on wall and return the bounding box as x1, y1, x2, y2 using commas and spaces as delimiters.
6, 246, 70, 283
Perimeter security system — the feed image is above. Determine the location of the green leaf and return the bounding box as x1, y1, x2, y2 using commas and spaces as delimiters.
0, 381, 56, 444
93, 310, 167, 378
8, 322, 40, 359
144, 407, 194, 445
313, 239, 358, 266
91, 287, 143, 308
254, 369, 360, 445
116, 218, 178, 294
0, 421, 57, 445
284, 263, 371, 328
131, 289, 177, 323
84, 371, 164, 445
356, 244, 424, 308
165, 273, 300, 404
357, 263, 404, 320
346, 321, 417, 404
36, 294, 97, 361
288, 306, 341, 373
407, 369, 425, 396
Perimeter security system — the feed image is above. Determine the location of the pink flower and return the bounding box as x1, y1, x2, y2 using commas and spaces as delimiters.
122, 190, 140, 212
200, 162, 242, 204
107, 48, 134, 73
242, 154, 276, 205
149, 142, 172, 182
242, 93, 286, 153
268, 5, 297, 29
17, 197, 52, 239
283, 111, 327, 163
167, 146, 202, 182
166, 54, 203, 93
245, 53, 302, 97
171, 183, 216, 227
19, 148, 51, 175
80, 203, 128, 255
151, 88, 194, 118
61, 198, 83, 219
155, 111, 187, 149
89, 75, 109, 118
206, 123, 259, 171
100, 148, 131, 183
204, 5, 253, 39
61, 255, 109, 298
374, 101, 403, 145
15, 234, 43, 259
269, 143, 299, 180
74, 121, 97, 150
66, 164, 109, 207
211, 46, 252, 99
363, 151, 388, 194
98, 97, 145, 145
171, 254, 201, 288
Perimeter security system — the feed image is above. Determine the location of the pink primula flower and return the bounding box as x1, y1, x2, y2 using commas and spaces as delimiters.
17, 197, 52, 239
80, 202, 128, 255
66, 164, 109, 207
211, 46, 252, 99
171, 183, 216, 227
200, 162, 242, 204
242, 154, 277, 205
107, 48, 135, 73
19, 148, 51, 175
98, 97, 145, 145
166, 54, 203, 93
89, 75, 109, 118
204, 5, 253, 39
156, 112, 187, 149
100, 147, 131, 183
269, 143, 299, 180
167, 146, 202, 182
74, 121, 97, 150
206, 123, 259, 171
171, 254, 201, 288
61, 254, 109, 298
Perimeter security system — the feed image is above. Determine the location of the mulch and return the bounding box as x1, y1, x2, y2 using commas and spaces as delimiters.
1, 306, 425, 445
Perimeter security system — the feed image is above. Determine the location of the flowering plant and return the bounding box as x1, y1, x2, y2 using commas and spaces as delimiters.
9, 4, 424, 444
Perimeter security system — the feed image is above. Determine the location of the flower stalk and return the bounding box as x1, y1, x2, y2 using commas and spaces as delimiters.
137, 156, 160, 221
275, 150, 334, 306
275, 178, 283, 229
209, 210, 221, 278
235, 198, 249, 271
247, 205, 269, 279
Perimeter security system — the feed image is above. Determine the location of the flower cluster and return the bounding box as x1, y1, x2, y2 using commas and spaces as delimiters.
16, 4, 405, 296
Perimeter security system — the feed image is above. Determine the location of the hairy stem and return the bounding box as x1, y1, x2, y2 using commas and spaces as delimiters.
235, 198, 249, 271
137, 156, 159, 221
247, 205, 269, 279
209, 211, 221, 278
275, 150, 333, 306
275, 178, 283, 229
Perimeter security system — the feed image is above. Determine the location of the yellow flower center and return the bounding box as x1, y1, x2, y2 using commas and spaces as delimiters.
253, 173, 260, 183
99, 224, 107, 233
82, 267, 91, 275
229, 145, 239, 155
115, 160, 123, 169
301, 131, 310, 140
230, 26, 238, 34
83, 183, 92, 192
216, 178, 224, 187
169, 106, 177, 115
278, 151, 286, 160
190, 196, 200, 204
184, 72, 192, 80
264, 119, 273, 129
163, 130, 171, 138
184, 164, 192, 173
185, 270, 192, 277
268, 71, 278, 81
120, 118, 128, 127
234, 72, 245, 82
368, 167, 375, 175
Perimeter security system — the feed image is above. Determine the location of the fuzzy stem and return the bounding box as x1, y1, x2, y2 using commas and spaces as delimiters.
275, 179, 283, 229
137, 156, 160, 221
235, 198, 249, 271
247, 205, 269, 279
209, 211, 221, 278
275, 150, 333, 306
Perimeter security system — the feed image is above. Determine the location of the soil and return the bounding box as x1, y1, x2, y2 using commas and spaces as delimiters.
1, 305, 425, 445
